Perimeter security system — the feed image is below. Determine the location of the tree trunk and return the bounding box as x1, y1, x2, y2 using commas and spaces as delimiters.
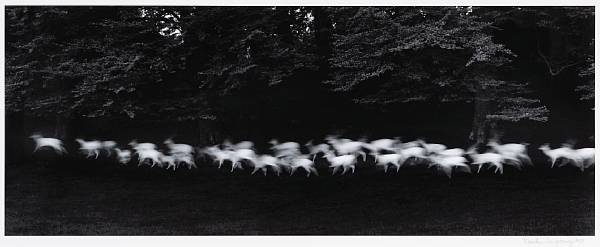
54, 112, 80, 146
196, 119, 222, 146
54, 114, 67, 139
534, 31, 590, 142
469, 85, 495, 145
312, 7, 333, 77
470, 99, 489, 145
273, 7, 295, 45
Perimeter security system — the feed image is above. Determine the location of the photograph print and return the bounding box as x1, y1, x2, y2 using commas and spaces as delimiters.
3, 6, 596, 235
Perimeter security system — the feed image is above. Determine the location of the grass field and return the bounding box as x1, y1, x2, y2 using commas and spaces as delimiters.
4, 157, 595, 235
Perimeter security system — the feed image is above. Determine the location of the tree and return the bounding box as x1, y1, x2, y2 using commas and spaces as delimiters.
487, 7, 594, 141
327, 7, 549, 143
6, 7, 189, 137
5, 6, 593, 145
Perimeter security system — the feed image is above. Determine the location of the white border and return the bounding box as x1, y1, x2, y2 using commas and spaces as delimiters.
0, 1, 598, 247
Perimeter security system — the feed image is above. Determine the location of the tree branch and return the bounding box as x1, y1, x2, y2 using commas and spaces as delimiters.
536, 40, 580, 77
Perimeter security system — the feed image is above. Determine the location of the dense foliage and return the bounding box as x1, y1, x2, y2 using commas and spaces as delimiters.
5, 6, 594, 143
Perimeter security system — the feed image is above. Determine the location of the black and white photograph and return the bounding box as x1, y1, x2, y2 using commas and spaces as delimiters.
1, 1, 598, 241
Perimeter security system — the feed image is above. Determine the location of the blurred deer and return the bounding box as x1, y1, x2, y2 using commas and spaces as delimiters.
30, 134, 67, 155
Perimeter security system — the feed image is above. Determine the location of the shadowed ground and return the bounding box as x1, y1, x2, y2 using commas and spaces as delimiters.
5, 158, 594, 235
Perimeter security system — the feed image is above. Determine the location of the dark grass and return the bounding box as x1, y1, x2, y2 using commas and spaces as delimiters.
5, 156, 595, 235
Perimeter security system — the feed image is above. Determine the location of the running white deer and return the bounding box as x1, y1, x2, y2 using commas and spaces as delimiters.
273, 148, 302, 159
158, 152, 177, 170
488, 140, 532, 168
76, 138, 102, 159
127, 140, 160, 167
164, 138, 194, 155
174, 153, 197, 170
289, 155, 319, 177
417, 139, 447, 155
114, 148, 132, 165
305, 141, 331, 161
269, 139, 300, 150
269, 139, 301, 158
233, 141, 254, 150
324, 152, 357, 175
203, 146, 234, 168
325, 136, 367, 161
374, 153, 402, 173
428, 155, 471, 179
538, 144, 584, 171
136, 148, 161, 167
251, 155, 282, 176
229, 148, 257, 172
30, 134, 67, 155
395, 146, 428, 167
575, 148, 595, 169
364, 138, 399, 154
163, 138, 196, 169
466, 147, 517, 174
101, 140, 117, 156
397, 140, 422, 149
128, 140, 157, 151
435, 148, 465, 157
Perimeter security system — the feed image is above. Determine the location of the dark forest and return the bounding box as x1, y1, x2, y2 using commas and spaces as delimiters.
6, 7, 594, 155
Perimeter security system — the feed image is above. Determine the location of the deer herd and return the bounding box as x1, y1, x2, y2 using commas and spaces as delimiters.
29, 134, 595, 179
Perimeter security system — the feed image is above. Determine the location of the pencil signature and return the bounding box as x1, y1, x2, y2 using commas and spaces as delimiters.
523, 237, 585, 247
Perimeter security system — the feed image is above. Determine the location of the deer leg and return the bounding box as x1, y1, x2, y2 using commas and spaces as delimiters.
310, 167, 318, 176
393, 162, 401, 172
331, 166, 339, 175
359, 151, 367, 162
